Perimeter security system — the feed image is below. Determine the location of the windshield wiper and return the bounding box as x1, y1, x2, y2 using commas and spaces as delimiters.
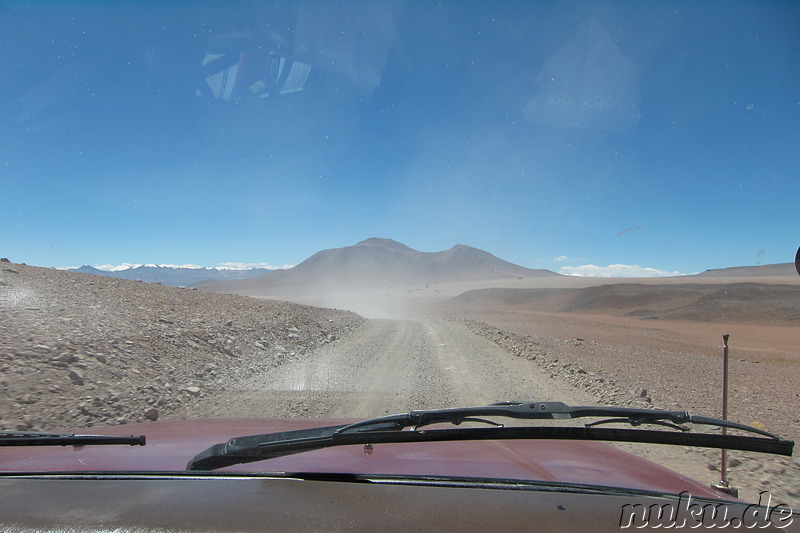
186, 401, 793, 471
0, 431, 146, 447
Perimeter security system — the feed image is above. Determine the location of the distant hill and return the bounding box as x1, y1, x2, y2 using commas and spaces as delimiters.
197, 238, 557, 292
694, 263, 795, 278
66, 265, 275, 287
447, 282, 800, 323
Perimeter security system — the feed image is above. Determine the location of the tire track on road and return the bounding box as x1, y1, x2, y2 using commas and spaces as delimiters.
185, 317, 595, 420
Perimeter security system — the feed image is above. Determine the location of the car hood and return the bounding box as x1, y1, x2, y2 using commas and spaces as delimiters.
0, 417, 734, 500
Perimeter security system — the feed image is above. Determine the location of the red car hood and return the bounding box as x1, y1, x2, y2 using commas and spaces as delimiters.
0, 417, 734, 500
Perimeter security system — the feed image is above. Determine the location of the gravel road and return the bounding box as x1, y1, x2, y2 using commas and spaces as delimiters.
183, 317, 596, 420
183, 315, 800, 508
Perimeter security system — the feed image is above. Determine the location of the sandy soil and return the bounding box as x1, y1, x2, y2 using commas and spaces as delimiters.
434, 297, 799, 508
189, 262, 800, 507
261, 271, 798, 506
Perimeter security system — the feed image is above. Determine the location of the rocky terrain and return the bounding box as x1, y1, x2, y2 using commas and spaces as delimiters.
2, 258, 798, 509
0, 262, 363, 431
457, 318, 800, 508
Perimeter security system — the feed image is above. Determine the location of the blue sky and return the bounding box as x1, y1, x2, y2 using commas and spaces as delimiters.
2, 1, 799, 276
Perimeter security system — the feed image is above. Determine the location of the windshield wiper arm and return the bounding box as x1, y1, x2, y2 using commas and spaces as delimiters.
186, 401, 793, 471
0, 431, 146, 447
334, 401, 785, 439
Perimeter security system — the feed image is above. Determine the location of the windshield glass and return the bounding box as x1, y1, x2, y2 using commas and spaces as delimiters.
1, 0, 798, 508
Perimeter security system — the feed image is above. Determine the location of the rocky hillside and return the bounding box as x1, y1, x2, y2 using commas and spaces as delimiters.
0, 262, 364, 431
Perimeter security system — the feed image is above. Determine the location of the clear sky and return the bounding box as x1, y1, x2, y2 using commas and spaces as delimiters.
2, 1, 799, 276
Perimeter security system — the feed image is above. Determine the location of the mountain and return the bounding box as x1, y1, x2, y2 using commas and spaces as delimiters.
66, 265, 275, 287
197, 238, 557, 292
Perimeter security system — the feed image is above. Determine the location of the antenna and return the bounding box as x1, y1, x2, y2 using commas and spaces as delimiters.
711, 333, 738, 497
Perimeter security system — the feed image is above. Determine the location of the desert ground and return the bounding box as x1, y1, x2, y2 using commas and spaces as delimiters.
231, 271, 800, 506
2, 261, 799, 508
435, 282, 800, 508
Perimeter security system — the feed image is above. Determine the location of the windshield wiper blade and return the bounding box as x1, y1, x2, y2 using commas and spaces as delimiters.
0, 431, 146, 447
186, 401, 793, 471
333, 401, 786, 439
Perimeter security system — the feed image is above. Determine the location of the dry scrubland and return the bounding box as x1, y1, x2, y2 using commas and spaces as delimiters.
0, 262, 363, 430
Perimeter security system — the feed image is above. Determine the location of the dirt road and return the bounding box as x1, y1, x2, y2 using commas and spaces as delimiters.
182, 316, 800, 508
184, 317, 595, 420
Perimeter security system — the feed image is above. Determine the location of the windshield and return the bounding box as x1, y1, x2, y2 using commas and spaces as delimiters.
1, 0, 798, 509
